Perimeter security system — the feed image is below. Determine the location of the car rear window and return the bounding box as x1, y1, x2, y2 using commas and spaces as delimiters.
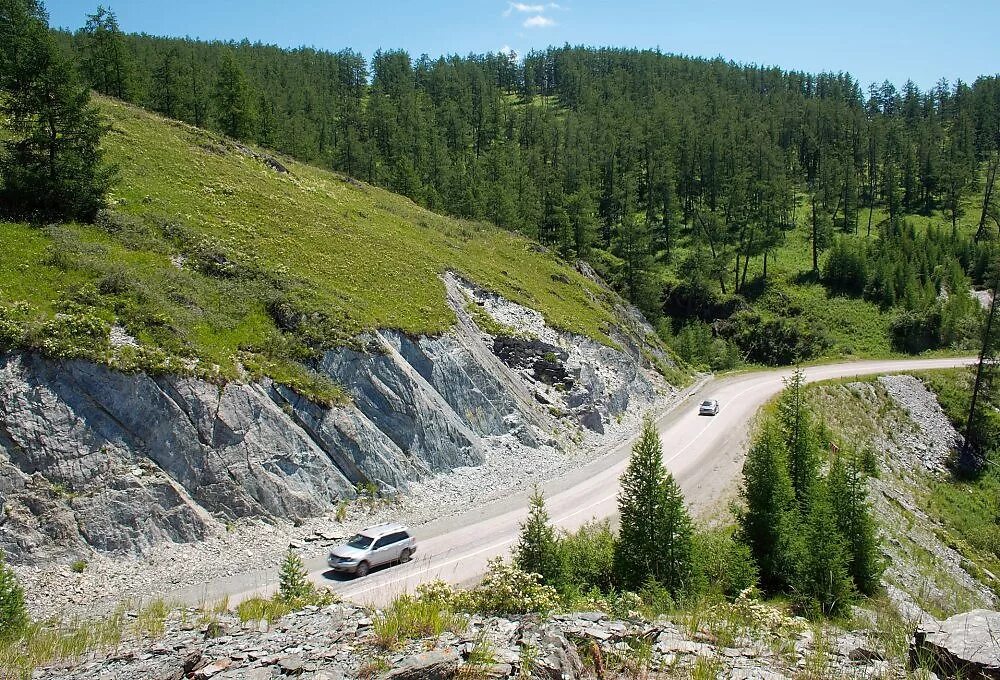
346, 534, 373, 549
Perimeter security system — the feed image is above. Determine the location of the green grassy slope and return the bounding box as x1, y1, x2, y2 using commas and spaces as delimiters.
0, 98, 638, 400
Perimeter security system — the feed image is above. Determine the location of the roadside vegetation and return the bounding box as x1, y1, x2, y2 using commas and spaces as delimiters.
0, 549, 333, 679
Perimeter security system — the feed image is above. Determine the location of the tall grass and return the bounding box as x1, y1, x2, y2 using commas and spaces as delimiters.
0, 598, 173, 680
371, 595, 466, 650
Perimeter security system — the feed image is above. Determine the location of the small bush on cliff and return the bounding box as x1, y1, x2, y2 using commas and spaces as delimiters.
0, 551, 27, 643
278, 550, 311, 602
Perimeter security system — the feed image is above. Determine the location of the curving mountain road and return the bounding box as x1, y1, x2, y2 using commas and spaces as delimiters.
196, 357, 973, 608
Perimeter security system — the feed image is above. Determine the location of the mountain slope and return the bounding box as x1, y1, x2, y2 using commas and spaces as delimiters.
1, 97, 655, 396
0, 98, 680, 568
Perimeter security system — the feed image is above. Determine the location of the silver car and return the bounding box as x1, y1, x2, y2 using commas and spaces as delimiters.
327, 523, 416, 577
699, 399, 720, 416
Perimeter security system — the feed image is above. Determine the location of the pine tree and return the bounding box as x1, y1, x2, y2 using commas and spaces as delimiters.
798, 481, 855, 617
0, 551, 28, 642
79, 5, 133, 100
736, 418, 802, 593
827, 452, 884, 595
615, 417, 693, 595
659, 472, 694, 596
779, 369, 820, 508
151, 46, 185, 119
278, 550, 311, 602
514, 487, 562, 585
213, 51, 256, 141
0, 0, 113, 221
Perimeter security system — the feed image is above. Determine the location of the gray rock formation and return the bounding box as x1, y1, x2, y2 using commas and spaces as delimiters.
911, 610, 1000, 679
32, 601, 898, 679
0, 276, 674, 564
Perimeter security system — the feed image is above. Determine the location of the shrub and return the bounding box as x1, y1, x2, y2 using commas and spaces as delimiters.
823, 238, 868, 296
558, 520, 617, 594
70, 559, 87, 574
692, 528, 759, 600
0, 552, 28, 643
720, 309, 830, 365
469, 560, 560, 615
416, 561, 560, 616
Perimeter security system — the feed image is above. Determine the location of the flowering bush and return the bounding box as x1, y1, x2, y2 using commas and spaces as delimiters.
467, 559, 560, 615
414, 560, 560, 616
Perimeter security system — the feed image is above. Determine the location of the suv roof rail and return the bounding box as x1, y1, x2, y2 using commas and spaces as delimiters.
361, 522, 409, 535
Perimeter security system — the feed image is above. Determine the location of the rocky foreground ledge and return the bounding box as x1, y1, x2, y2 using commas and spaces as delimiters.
30, 600, 1000, 680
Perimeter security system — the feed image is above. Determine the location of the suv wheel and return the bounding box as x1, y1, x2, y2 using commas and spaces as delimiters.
399, 548, 412, 563
355, 561, 369, 578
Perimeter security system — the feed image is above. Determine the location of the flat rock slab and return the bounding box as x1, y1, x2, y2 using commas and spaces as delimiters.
385, 649, 461, 680
912, 609, 1000, 679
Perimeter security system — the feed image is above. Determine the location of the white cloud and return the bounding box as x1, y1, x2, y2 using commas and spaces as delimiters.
503, 2, 545, 16
500, 45, 521, 60
523, 14, 555, 28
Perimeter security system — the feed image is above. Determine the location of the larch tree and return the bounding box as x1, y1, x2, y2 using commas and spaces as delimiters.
213, 51, 256, 141
79, 5, 133, 100
0, 0, 113, 221
615, 416, 693, 595
514, 487, 563, 586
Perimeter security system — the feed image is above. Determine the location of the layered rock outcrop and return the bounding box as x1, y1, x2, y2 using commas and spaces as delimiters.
0, 273, 673, 563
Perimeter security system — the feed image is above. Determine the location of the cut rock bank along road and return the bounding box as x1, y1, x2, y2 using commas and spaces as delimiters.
213, 357, 974, 608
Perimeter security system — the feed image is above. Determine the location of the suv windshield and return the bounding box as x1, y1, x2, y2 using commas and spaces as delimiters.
701, 400, 713, 406
346, 534, 374, 549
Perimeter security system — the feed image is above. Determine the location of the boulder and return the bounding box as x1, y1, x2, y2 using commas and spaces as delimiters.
385, 649, 461, 679
910, 609, 1000, 679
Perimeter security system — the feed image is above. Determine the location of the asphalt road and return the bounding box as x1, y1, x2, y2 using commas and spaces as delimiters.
189, 356, 973, 609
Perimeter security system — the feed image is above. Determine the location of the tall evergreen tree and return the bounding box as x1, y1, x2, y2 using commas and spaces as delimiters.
615, 417, 693, 595
797, 480, 855, 616
736, 419, 802, 593
827, 452, 884, 595
0, 0, 113, 221
779, 369, 820, 508
78, 5, 133, 100
213, 51, 256, 141
514, 487, 562, 585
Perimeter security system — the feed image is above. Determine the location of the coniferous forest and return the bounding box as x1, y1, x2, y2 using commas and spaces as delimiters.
22, 6, 1000, 365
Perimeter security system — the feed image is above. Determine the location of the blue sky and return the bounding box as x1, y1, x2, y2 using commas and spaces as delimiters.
44, 0, 999, 90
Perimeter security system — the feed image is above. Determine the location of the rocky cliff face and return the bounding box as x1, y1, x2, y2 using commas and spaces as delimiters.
0, 273, 673, 564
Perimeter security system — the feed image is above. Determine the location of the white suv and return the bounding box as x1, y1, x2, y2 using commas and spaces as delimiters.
327, 523, 416, 577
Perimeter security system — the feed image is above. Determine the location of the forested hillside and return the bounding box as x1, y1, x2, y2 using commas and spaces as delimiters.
46, 9, 1000, 365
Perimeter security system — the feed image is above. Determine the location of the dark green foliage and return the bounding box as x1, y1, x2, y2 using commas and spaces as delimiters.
0, 0, 113, 221
615, 417, 694, 596
0, 551, 28, 643
213, 51, 256, 141
797, 481, 855, 617
557, 520, 617, 594
779, 369, 821, 509
736, 419, 803, 593
659, 319, 742, 371
823, 238, 868, 296
720, 310, 831, 365
827, 452, 884, 596
78, 5, 133, 100
277, 551, 311, 602
691, 528, 759, 600
514, 488, 563, 586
